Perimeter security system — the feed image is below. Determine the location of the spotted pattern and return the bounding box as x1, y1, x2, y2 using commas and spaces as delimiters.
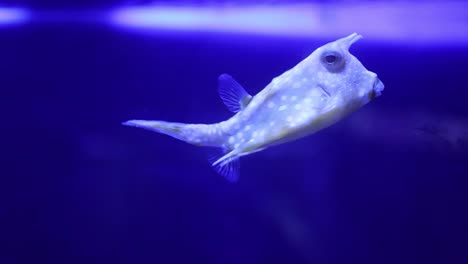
124, 33, 383, 182
213, 33, 382, 155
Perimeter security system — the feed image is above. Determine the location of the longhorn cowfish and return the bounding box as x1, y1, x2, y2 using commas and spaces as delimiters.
123, 33, 385, 182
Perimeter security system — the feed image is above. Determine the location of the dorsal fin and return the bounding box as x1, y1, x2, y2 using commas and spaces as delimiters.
218, 74, 252, 113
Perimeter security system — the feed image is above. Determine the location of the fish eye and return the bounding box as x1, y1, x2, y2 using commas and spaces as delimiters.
320, 50, 345, 72
325, 54, 337, 63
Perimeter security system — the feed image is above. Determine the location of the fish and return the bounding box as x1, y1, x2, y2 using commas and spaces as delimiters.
122, 33, 385, 182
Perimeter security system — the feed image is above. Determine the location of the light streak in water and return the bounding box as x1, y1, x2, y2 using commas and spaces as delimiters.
0, 7, 29, 25
110, 2, 468, 45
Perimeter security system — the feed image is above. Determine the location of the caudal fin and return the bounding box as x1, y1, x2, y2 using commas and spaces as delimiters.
123, 119, 241, 182
123, 119, 230, 148
122, 120, 190, 143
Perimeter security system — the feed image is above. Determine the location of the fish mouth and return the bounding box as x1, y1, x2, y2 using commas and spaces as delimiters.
373, 77, 385, 97
341, 32, 363, 50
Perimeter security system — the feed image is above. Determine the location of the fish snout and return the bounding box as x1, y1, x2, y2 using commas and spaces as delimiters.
373, 77, 384, 97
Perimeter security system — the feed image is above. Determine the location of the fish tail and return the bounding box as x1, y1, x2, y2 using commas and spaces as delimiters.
123, 119, 241, 182
122, 119, 225, 147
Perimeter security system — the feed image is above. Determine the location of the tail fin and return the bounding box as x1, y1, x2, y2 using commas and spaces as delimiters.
122, 119, 224, 147
123, 119, 241, 182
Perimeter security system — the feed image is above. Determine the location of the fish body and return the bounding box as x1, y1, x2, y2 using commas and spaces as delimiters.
123, 33, 385, 182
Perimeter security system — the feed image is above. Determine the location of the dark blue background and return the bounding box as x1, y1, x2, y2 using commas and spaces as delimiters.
1, 2, 468, 264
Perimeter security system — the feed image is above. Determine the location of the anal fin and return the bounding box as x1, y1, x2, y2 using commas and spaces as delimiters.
206, 148, 240, 182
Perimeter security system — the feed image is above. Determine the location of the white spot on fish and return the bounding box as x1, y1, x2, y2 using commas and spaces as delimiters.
291, 96, 297, 101
281, 95, 287, 101
229, 136, 235, 144
244, 125, 251, 131
358, 89, 366, 97
279, 105, 287, 111
294, 104, 301, 110
310, 89, 322, 97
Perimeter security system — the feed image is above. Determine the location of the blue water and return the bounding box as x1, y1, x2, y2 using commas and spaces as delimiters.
1, 5, 468, 264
